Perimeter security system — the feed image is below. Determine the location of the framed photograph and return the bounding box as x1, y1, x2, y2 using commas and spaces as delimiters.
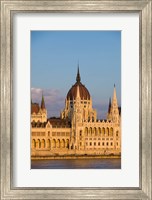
31, 30, 121, 170
0, 0, 151, 199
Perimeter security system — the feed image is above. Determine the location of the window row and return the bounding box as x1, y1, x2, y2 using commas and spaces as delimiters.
84, 129, 119, 137
32, 139, 70, 149
84, 127, 114, 134
79, 142, 119, 147
52, 132, 70, 136
32, 132, 45, 136
85, 138, 113, 140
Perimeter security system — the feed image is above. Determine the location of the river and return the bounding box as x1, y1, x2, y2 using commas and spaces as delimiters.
31, 158, 121, 169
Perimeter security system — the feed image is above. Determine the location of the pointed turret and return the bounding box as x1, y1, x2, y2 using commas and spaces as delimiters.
112, 84, 118, 108
107, 85, 120, 122
108, 97, 111, 113
76, 65, 81, 83
113, 84, 116, 97
41, 93, 45, 109
109, 84, 120, 123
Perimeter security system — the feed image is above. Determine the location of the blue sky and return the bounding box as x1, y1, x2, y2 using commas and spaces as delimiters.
31, 31, 121, 119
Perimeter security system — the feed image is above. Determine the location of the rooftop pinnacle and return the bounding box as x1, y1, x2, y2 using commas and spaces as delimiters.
76, 65, 81, 83
41, 93, 45, 109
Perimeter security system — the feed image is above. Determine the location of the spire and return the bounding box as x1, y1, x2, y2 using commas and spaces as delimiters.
76, 64, 81, 82
41, 92, 45, 109
113, 84, 117, 101
108, 97, 111, 113
112, 84, 118, 107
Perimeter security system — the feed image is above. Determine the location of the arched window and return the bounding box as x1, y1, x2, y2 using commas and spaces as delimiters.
56, 139, 60, 148
106, 128, 109, 136
89, 127, 92, 136
37, 139, 41, 148
41, 139, 45, 148
32, 121, 36, 128
85, 127, 88, 136
94, 127, 97, 136
110, 128, 113, 136
37, 120, 41, 127
89, 127, 92, 134
66, 139, 69, 148
60, 139, 65, 148
47, 139, 51, 148
32, 139, 36, 148
52, 139, 56, 148
98, 127, 101, 134
102, 127, 105, 136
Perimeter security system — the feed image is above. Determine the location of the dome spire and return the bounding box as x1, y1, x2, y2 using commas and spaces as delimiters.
76, 63, 81, 82
67, 65, 90, 100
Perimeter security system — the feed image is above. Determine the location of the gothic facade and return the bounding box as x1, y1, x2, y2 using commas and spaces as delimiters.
31, 68, 121, 157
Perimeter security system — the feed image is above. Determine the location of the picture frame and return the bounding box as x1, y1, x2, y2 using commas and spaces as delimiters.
0, 0, 151, 199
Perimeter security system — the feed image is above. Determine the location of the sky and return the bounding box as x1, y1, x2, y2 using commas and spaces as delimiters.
31, 31, 121, 119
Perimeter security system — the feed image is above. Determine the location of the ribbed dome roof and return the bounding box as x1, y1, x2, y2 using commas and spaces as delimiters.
66, 67, 90, 100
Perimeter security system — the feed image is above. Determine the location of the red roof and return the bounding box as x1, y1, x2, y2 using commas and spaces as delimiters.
67, 82, 90, 100
67, 67, 91, 100
31, 103, 40, 114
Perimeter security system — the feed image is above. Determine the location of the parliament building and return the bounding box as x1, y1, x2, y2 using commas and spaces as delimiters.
31, 68, 121, 157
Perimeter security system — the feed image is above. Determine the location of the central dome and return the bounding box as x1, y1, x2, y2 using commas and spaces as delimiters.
66, 67, 90, 100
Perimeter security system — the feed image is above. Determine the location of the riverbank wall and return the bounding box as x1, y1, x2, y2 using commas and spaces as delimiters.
31, 149, 121, 160
31, 154, 121, 160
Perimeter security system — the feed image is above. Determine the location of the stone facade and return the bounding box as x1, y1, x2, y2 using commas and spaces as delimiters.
31, 68, 121, 157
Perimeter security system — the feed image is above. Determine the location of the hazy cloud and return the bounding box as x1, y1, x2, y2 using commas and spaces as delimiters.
31, 88, 65, 117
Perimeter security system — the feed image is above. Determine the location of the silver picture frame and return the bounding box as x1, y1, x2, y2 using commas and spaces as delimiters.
0, 0, 151, 199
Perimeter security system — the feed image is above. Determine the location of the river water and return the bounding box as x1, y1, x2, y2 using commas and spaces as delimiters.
31, 158, 121, 169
